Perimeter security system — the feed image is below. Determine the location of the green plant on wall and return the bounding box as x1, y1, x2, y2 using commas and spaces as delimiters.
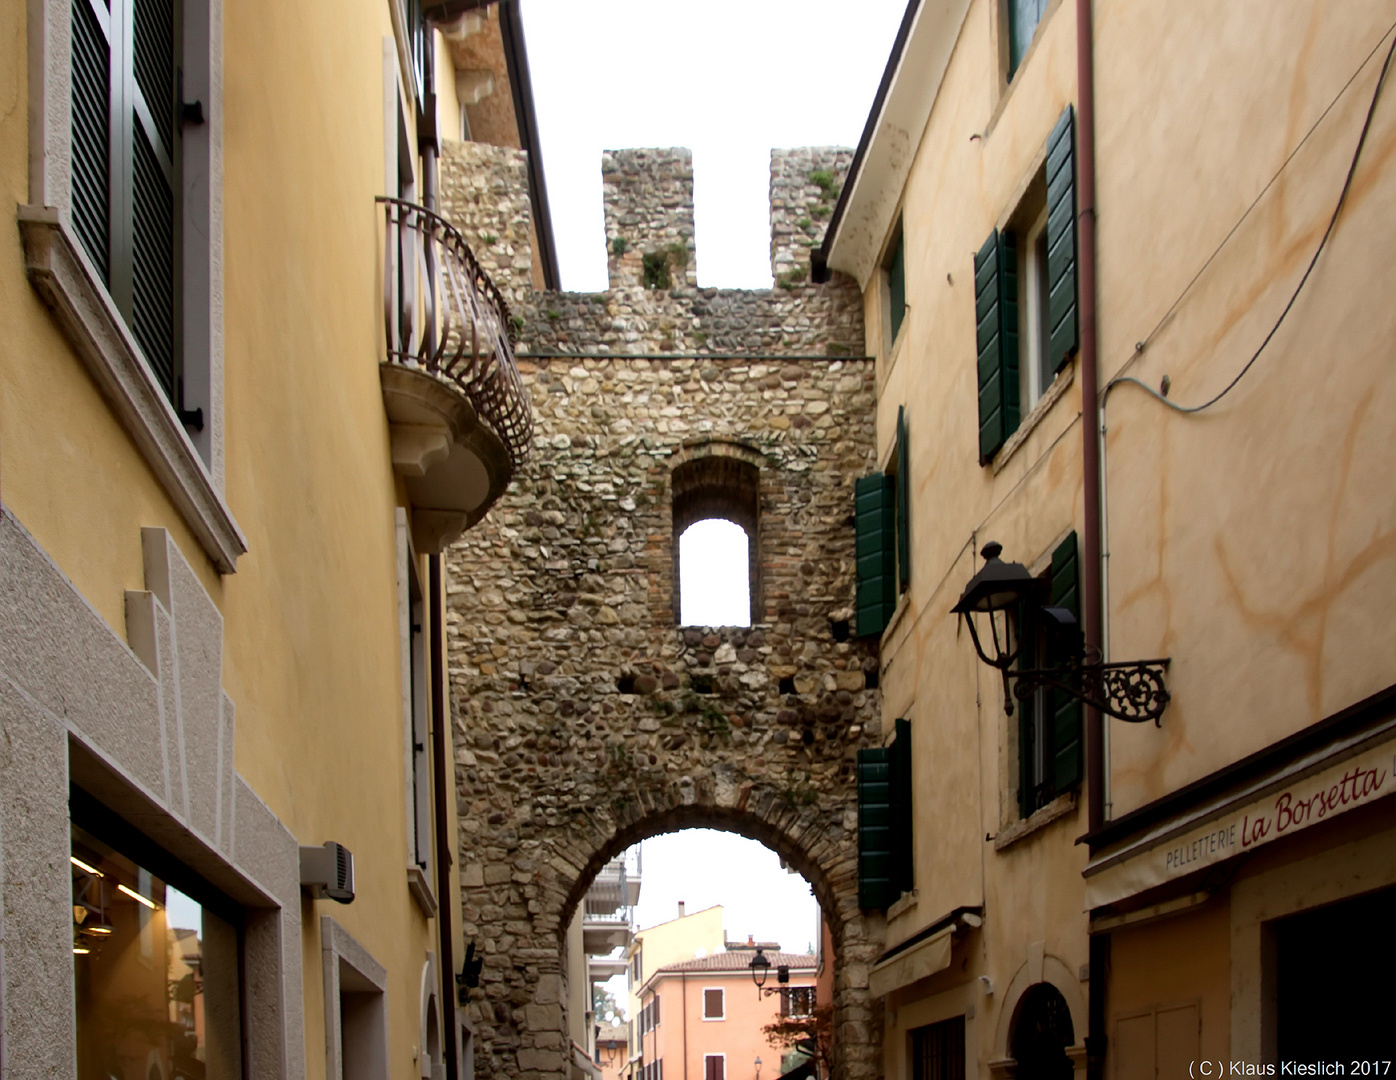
611, 236, 629, 256
809, 169, 839, 198
643, 251, 672, 290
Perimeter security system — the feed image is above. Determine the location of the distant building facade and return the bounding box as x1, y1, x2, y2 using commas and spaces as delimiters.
637, 952, 817, 1080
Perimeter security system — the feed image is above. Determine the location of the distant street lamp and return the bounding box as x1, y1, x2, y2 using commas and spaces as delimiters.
755, 1057, 762, 1080
749, 947, 791, 999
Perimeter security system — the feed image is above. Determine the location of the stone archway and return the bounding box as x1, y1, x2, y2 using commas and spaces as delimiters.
446, 351, 883, 1080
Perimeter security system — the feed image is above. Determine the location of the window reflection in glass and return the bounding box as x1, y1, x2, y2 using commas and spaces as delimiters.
71, 822, 242, 1080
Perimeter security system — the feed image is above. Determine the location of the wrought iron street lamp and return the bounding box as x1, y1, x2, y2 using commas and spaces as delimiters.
749, 947, 791, 999
951, 542, 1171, 725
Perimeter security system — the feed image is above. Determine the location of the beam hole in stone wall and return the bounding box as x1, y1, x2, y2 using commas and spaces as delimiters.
672, 453, 761, 627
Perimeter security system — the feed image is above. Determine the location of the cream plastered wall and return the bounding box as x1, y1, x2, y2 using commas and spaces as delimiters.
1092, 0, 1396, 817
216, 0, 438, 1076
865, 0, 1090, 1071
567, 913, 589, 1054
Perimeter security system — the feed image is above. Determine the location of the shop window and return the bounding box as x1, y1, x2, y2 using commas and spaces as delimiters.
1010, 984, 1075, 1080
71, 807, 242, 1080
702, 988, 725, 1020
975, 107, 1078, 464
1273, 885, 1396, 1061
911, 1015, 965, 1080
1017, 533, 1082, 817
672, 454, 760, 627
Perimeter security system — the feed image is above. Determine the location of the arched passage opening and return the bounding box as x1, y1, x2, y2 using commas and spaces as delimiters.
535, 804, 879, 1080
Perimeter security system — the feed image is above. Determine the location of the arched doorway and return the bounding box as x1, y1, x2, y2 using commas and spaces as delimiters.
1009, 984, 1075, 1080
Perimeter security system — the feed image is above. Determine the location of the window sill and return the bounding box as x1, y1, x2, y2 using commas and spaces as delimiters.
407, 865, 438, 918
994, 790, 1078, 852
991, 361, 1075, 476
18, 207, 245, 573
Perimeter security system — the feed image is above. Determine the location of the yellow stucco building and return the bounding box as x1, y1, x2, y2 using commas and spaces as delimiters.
1, 1, 537, 1077
823, 0, 1396, 1077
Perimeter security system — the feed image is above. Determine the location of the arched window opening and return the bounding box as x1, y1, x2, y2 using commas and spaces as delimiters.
672, 453, 760, 626
1010, 983, 1075, 1080
679, 519, 751, 627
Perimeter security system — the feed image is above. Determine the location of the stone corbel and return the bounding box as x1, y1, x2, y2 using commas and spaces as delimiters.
988, 1057, 1016, 1080
455, 69, 496, 106
390, 422, 452, 476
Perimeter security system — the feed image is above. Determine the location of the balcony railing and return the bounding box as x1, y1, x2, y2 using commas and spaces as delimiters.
378, 196, 532, 467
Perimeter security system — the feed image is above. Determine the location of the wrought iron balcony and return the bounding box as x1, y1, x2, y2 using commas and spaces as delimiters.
377, 197, 532, 551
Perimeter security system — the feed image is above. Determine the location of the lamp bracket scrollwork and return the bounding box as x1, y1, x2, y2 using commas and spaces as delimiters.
1011, 659, 1172, 726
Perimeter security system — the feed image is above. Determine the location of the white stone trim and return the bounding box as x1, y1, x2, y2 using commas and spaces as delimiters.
17, 209, 245, 573
322, 916, 391, 1080
0, 511, 302, 1079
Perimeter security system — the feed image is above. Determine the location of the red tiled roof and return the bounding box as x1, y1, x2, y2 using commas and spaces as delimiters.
656, 951, 816, 974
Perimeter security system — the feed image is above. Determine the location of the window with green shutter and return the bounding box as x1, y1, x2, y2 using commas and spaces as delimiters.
1017, 531, 1082, 817
887, 224, 907, 343
1045, 106, 1078, 374
855, 473, 896, 638
857, 717, 912, 910
896, 406, 910, 594
70, 0, 183, 407
974, 106, 1077, 467
974, 229, 1019, 464
1007, 0, 1051, 81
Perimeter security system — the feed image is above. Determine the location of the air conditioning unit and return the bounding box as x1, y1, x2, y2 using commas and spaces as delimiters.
300, 842, 355, 904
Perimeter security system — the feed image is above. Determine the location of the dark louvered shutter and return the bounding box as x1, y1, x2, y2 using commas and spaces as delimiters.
974, 230, 1019, 464
70, 0, 180, 403
1049, 532, 1082, 791
71, 0, 111, 282
891, 717, 913, 896
130, 0, 180, 401
857, 745, 895, 909
896, 406, 910, 593
888, 228, 907, 341
855, 473, 896, 637
1045, 106, 1078, 374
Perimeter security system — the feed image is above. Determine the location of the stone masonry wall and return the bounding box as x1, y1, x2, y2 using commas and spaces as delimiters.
603, 148, 699, 290
439, 140, 535, 311
769, 147, 854, 283
440, 145, 882, 1080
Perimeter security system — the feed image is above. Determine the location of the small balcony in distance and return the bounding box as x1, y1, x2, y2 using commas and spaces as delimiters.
377, 197, 532, 552
583, 852, 641, 956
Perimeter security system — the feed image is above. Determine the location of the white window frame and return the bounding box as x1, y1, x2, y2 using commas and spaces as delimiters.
701, 987, 725, 1021
398, 510, 437, 918
1019, 203, 1052, 409
20, 0, 243, 573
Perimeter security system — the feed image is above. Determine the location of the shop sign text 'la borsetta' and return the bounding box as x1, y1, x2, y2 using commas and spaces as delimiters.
1084, 734, 1395, 909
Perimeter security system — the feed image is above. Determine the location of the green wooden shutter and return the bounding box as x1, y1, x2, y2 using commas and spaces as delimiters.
71, 0, 112, 282
974, 230, 1019, 464
70, 0, 180, 404
857, 745, 895, 909
896, 406, 910, 593
1049, 532, 1082, 791
891, 717, 913, 895
1045, 105, 1078, 374
855, 473, 896, 637
130, 0, 180, 401
889, 228, 907, 341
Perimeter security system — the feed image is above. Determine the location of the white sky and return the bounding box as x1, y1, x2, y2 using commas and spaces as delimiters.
601, 831, 821, 1014
521, 0, 908, 290
680, 519, 751, 626
524, 1, 906, 1017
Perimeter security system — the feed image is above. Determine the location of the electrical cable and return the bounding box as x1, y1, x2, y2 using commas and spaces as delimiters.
1106, 19, 1396, 414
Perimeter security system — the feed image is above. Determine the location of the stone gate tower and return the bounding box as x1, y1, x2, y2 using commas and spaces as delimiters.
439, 145, 883, 1080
